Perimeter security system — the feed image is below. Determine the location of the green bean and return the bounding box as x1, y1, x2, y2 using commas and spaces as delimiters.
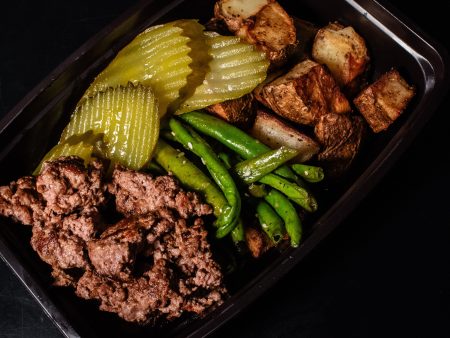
234, 146, 300, 184
153, 139, 227, 218
147, 161, 166, 175
218, 152, 232, 169
265, 189, 302, 247
179, 111, 297, 181
259, 174, 318, 212
256, 200, 284, 244
160, 129, 177, 142
169, 118, 241, 237
231, 218, 245, 244
248, 183, 268, 198
292, 163, 324, 183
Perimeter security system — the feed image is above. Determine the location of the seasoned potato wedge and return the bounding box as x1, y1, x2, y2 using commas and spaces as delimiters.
353, 69, 415, 133
255, 59, 351, 126
312, 22, 369, 87
214, 0, 297, 67
249, 109, 320, 163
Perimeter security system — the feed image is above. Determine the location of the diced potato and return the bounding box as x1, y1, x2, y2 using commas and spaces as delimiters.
353, 69, 415, 133
214, 0, 297, 67
249, 109, 320, 163
255, 59, 351, 126
314, 113, 365, 176
206, 94, 256, 127
312, 22, 370, 87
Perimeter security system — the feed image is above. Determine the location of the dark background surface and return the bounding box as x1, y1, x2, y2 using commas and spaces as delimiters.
0, 0, 449, 337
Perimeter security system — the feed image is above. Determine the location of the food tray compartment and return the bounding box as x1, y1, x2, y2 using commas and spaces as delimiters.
0, 0, 447, 337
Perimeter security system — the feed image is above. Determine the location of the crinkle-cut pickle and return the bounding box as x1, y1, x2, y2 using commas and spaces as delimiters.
175, 32, 269, 114
33, 133, 99, 175
61, 84, 159, 170
83, 20, 207, 115
83, 19, 268, 116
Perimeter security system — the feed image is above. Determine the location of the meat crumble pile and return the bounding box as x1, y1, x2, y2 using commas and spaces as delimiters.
0, 156, 226, 323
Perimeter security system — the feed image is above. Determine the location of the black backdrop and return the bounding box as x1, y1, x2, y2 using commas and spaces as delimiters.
0, 1, 449, 337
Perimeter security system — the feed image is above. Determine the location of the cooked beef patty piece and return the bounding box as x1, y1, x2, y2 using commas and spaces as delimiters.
76, 261, 183, 323
0, 157, 107, 227
61, 207, 104, 242
87, 215, 160, 280
36, 156, 106, 215
108, 165, 212, 218
0, 176, 44, 226
164, 218, 224, 291
315, 113, 365, 176
78, 217, 225, 323
31, 223, 88, 270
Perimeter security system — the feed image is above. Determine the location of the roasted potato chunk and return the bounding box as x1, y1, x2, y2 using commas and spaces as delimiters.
315, 113, 365, 176
250, 109, 320, 163
214, 0, 297, 67
206, 94, 257, 128
312, 22, 369, 87
255, 59, 351, 126
353, 69, 415, 133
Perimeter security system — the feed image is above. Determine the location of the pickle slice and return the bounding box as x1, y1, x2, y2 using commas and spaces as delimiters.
62, 84, 159, 170
83, 20, 206, 116
175, 32, 269, 114
33, 132, 101, 175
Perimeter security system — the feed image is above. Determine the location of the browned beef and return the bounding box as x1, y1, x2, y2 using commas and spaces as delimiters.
78, 217, 225, 322
87, 216, 155, 280
0, 157, 225, 323
36, 156, 106, 215
164, 218, 223, 290
61, 208, 103, 242
0, 157, 106, 228
31, 223, 88, 269
0, 176, 44, 226
108, 165, 212, 219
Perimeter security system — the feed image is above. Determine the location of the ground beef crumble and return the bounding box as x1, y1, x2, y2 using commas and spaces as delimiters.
0, 156, 226, 323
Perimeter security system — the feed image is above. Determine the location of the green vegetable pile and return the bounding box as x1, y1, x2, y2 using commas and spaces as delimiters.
163, 111, 323, 247
35, 18, 324, 251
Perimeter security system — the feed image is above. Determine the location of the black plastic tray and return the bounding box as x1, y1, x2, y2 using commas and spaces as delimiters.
0, 0, 448, 337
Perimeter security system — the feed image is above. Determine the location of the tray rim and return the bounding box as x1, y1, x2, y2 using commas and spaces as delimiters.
0, 0, 448, 337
